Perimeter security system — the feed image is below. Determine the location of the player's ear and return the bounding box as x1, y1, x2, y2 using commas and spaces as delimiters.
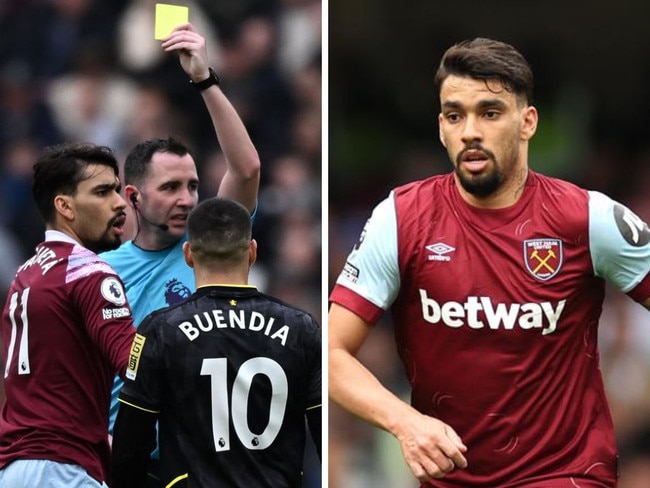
520, 105, 538, 141
54, 195, 75, 221
183, 241, 194, 268
249, 239, 257, 267
438, 113, 447, 148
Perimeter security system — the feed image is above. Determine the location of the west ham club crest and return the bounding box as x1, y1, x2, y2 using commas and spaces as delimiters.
523, 239, 563, 281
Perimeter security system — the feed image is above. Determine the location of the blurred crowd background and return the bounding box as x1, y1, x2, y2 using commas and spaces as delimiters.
329, 2, 650, 488
0, 0, 321, 485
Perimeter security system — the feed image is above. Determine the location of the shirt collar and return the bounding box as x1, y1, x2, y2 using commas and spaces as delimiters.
44, 230, 80, 246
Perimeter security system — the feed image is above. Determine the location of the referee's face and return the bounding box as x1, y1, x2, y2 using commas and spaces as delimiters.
138, 151, 200, 247
438, 75, 537, 204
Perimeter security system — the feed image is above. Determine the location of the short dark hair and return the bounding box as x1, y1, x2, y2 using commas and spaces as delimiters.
32, 142, 119, 224
434, 38, 534, 104
187, 197, 252, 266
124, 137, 192, 186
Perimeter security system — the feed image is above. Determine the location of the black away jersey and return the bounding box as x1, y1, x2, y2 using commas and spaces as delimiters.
118, 285, 321, 487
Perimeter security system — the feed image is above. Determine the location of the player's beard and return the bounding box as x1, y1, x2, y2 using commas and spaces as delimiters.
85, 217, 123, 254
454, 149, 503, 197
96, 232, 122, 253
85, 232, 121, 254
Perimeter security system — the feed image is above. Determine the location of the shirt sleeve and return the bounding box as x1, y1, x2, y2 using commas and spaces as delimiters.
330, 193, 400, 322
71, 271, 136, 376
589, 191, 650, 299
118, 314, 165, 412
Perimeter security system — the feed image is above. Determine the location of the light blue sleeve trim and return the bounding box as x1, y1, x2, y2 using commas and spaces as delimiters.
335, 192, 400, 309
589, 191, 650, 292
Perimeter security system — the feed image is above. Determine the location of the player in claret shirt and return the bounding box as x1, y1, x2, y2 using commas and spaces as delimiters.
111, 197, 321, 488
0, 143, 136, 487
329, 38, 650, 487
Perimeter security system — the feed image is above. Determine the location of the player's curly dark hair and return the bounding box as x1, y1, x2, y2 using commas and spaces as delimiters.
434, 38, 534, 105
32, 142, 119, 224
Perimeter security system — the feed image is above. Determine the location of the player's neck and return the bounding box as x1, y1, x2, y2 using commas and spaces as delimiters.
193, 268, 249, 288
456, 166, 529, 210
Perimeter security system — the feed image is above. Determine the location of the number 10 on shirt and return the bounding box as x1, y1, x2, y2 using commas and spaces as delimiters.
201, 356, 288, 451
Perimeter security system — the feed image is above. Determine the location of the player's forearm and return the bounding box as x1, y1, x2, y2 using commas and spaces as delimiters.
96, 320, 136, 378
111, 432, 151, 488
111, 403, 157, 487
201, 86, 260, 210
329, 347, 419, 437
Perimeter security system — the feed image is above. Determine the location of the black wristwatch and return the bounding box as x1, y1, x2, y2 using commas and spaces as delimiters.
190, 67, 220, 91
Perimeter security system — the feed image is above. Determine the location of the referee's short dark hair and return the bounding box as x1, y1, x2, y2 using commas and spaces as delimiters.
124, 137, 191, 186
187, 197, 252, 265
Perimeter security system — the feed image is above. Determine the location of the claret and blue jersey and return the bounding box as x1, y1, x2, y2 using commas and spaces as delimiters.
331, 171, 650, 487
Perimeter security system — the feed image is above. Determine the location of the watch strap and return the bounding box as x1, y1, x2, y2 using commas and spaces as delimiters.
191, 67, 220, 91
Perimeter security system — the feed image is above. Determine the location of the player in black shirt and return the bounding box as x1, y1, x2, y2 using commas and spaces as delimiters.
111, 197, 321, 487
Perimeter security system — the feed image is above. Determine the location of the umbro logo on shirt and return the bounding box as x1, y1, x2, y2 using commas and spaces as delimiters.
425, 242, 455, 262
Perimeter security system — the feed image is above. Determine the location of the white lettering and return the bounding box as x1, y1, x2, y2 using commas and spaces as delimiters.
179, 322, 199, 340
464, 296, 484, 329
230, 310, 246, 329
113, 307, 130, 318
195, 312, 214, 332
427, 255, 451, 262
41, 260, 58, 274
249, 312, 265, 332
211, 310, 224, 328
264, 317, 275, 335
420, 289, 441, 323
101, 307, 131, 320
177, 308, 289, 345
518, 303, 542, 329
418, 289, 565, 336
270, 326, 289, 346
482, 298, 519, 330
541, 300, 565, 335
441, 301, 464, 328
18, 246, 61, 275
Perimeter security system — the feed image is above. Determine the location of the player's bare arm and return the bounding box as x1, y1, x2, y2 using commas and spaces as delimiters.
162, 23, 261, 214
329, 303, 468, 482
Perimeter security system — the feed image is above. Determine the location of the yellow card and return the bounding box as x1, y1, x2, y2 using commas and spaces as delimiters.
154, 3, 189, 40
